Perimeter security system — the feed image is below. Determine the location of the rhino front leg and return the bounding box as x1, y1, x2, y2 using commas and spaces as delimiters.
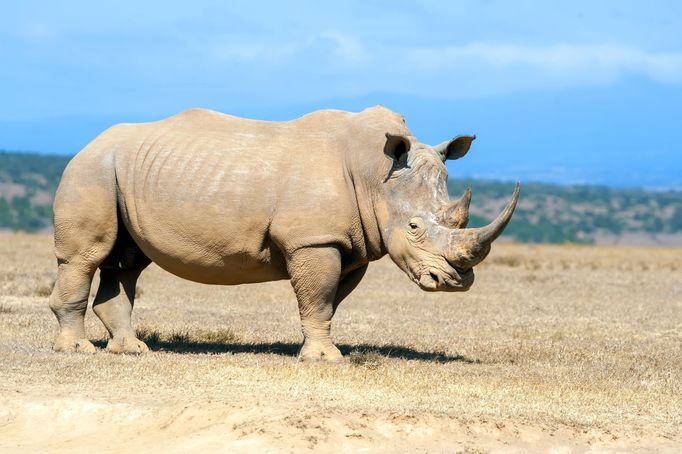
288, 246, 343, 362
333, 264, 368, 313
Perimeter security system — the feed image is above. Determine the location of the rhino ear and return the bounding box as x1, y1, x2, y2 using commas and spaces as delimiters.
384, 133, 411, 166
434, 135, 476, 161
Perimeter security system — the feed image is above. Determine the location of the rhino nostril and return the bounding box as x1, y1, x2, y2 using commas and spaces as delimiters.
429, 271, 439, 284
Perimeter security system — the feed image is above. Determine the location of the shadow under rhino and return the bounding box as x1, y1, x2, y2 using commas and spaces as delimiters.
92, 336, 479, 364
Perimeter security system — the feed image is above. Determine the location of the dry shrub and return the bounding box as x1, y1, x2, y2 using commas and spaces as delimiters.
135, 325, 240, 353
348, 350, 382, 370
168, 331, 192, 345
135, 326, 162, 345
0, 304, 15, 314
200, 328, 240, 344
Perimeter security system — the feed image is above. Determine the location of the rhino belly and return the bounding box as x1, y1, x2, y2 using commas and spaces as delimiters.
115, 150, 289, 285
120, 201, 288, 285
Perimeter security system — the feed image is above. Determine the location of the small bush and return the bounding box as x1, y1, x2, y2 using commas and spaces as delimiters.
134, 326, 240, 353
200, 328, 239, 344
136, 326, 162, 345
168, 330, 192, 345
348, 350, 382, 370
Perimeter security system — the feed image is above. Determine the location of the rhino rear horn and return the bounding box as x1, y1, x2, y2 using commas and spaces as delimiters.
440, 187, 472, 228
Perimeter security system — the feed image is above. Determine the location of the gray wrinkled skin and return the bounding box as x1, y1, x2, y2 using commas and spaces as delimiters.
49, 106, 519, 361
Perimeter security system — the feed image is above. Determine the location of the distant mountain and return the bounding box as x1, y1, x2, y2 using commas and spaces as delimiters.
1, 151, 681, 245
1, 78, 680, 188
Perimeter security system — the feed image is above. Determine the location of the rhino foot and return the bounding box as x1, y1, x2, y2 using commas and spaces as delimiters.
53, 335, 97, 354
106, 335, 149, 354
299, 340, 344, 362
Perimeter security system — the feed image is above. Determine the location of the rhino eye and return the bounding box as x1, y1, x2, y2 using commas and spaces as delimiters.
407, 217, 425, 232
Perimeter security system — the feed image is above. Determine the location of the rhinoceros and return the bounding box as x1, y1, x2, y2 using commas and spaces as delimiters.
49, 106, 519, 361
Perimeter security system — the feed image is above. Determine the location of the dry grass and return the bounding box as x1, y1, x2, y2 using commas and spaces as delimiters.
0, 232, 681, 451
33, 279, 54, 297
347, 350, 383, 370
129, 325, 241, 353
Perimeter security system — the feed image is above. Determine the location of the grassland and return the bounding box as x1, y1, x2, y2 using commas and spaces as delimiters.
0, 233, 681, 452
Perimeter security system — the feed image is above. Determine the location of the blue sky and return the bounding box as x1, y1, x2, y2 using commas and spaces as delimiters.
1, 1, 681, 187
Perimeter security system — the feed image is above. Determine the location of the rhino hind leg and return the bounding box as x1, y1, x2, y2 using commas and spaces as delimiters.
50, 261, 101, 353
93, 227, 151, 354
50, 161, 119, 353
287, 246, 344, 362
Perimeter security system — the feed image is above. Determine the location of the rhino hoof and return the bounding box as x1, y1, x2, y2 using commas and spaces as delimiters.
53, 336, 96, 354
75, 339, 97, 353
298, 341, 344, 362
106, 336, 149, 354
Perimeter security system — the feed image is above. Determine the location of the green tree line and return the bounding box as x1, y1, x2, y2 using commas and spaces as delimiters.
2, 151, 682, 243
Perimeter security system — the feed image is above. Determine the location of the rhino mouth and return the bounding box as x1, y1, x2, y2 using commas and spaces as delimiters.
418, 266, 474, 292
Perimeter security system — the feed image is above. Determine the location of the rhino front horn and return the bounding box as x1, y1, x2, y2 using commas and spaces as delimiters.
472, 183, 520, 246
447, 183, 520, 269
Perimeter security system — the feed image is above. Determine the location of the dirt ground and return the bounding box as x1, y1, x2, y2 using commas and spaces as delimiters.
1, 233, 680, 452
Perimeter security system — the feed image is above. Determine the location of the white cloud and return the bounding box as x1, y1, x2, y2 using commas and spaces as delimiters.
319, 31, 369, 67
213, 42, 299, 63
208, 38, 682, 103
405, 43, 682, 84
212, 31, 368, 68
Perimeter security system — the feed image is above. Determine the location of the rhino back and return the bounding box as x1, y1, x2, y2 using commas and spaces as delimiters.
107, 108, 361, 284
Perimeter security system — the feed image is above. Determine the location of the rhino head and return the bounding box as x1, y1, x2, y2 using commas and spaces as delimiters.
376, 133, 519, 292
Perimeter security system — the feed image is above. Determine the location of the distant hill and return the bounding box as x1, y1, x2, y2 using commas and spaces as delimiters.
0, 152, 70, 231
1, 151, 681, 245
448, 180, 682, 246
